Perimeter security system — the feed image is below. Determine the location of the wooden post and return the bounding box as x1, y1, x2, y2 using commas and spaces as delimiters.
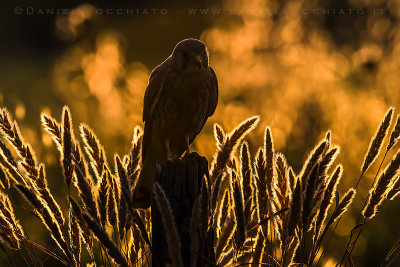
152, 152, 216, 267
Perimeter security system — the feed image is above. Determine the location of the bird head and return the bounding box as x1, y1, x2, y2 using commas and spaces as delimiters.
171, 38, 209, 72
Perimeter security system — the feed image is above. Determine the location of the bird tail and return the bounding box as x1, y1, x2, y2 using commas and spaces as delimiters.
132, 152, 157, 209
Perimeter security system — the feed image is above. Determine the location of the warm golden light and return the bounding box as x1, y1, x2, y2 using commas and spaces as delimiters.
0, 1, 394, 264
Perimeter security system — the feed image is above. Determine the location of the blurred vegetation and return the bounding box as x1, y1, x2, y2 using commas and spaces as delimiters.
0, 0, 400, 266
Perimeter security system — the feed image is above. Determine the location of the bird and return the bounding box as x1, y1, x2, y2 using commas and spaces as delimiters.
132, 38, 218, 209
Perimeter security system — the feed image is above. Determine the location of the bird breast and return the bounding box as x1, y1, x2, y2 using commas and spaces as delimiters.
157, 71, 211, 135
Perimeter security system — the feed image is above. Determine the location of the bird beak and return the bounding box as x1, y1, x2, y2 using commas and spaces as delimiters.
195, 55, 202, 69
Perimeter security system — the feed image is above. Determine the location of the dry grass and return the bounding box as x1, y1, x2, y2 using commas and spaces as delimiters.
153, 182, 183, 267
361, 107, 394, 174
0, 106, 400, 266
363, 149, 400, 220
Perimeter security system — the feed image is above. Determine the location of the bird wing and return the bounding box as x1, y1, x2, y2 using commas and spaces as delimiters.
143, 57, 172, 123
188, 67, 219, 145
142, 57, 172, 158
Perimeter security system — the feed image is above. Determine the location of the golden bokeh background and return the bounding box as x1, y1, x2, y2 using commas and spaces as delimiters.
1, 0, 400, 265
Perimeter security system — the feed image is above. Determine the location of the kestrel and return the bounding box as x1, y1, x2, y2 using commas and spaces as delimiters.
132, 38, 218, 209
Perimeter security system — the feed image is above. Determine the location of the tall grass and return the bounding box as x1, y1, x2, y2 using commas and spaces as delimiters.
0, 106, 399, 266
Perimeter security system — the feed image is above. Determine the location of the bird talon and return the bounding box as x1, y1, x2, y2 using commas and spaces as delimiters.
172, 153, 181, 160
166, 139, 174, 160
185, 135, 191, 156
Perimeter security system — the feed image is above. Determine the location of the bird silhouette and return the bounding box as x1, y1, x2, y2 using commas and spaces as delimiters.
132, 38, 218, 209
